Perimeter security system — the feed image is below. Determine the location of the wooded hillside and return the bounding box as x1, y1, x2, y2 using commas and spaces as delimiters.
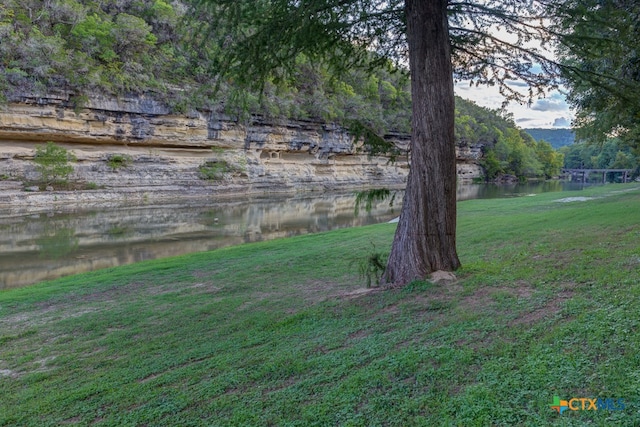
0, 0, 564, 179
524, 128, 574, 149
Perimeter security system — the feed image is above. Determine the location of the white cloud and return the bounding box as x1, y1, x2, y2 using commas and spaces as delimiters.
553, 117, 571, 128
531, 97, 568, 112
454, 82, 574, 129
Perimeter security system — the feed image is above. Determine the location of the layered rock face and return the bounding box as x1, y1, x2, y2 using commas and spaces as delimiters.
0, 92, 483, 206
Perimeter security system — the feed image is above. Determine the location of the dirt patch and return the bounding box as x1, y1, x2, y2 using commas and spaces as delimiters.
1, 305, 101, 331
458, 283, 536, 312
232, 279, 354, 312
188, 282, 223, 294
137, 372, 162, 384
347, 329, 370, 340
420, 283, 464, 305
191, 270, 222, 279
236, 291, 277, 311
296, 280, 351, 303
1, 282, 156, 331
459, 288, 495, 310
0, 356, 57, 379
63, 281, 148, 305
0, 369, 19, 378
505, 281, 535, 298
28, 356, 57, 375
58, 307, 102, 320
380, 303, 400, 314
512, 289, 575, 326
335, 287, 384, 300
258, 279, 362, 304
0, 312, 47, 328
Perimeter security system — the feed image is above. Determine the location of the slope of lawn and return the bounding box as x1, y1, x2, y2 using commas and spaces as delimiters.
1, 183, 639, 426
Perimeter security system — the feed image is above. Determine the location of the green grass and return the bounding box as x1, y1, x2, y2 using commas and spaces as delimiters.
1, 183, 639, 426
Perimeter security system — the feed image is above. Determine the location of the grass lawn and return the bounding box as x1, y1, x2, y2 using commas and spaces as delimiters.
1, 183, 639, 426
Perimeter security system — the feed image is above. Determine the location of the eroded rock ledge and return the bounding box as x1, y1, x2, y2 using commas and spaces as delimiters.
0, 92, 484, 210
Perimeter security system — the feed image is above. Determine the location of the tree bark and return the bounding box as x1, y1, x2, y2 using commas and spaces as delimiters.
382, 0, 460, 286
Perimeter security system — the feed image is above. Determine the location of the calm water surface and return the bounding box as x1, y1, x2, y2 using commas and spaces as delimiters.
0, 182, 594, 288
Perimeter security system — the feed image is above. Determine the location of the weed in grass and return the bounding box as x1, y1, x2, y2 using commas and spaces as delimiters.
353, 243, 388, 288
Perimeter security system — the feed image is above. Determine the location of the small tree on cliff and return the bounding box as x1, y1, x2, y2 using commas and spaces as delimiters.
34, 142, 76, 187
195, 0, 559, 286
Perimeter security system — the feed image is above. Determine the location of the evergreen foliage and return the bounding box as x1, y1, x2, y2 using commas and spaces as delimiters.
552, 0, 640, 150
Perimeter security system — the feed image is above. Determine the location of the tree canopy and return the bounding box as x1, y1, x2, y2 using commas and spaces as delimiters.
193, 0, 559, 100
553, 0, 640, 149
561, 139, 639, 171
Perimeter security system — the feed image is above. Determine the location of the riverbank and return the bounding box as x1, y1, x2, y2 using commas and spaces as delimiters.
1, 183, 639, 425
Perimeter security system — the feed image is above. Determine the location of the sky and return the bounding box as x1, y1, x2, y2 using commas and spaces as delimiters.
455, 81, 574, 129
451, 23, 575, 130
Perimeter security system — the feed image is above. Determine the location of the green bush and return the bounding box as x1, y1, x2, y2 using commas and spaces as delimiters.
198, 160, 236, 181
107, 153, 133, 170
33, 142, 76, 185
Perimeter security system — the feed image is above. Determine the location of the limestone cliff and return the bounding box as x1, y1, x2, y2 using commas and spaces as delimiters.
0, 92, 484, 207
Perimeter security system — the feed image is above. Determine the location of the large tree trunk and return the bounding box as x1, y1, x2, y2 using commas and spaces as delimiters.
382, 0, 460, 286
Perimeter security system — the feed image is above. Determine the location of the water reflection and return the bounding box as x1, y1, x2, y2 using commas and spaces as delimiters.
0, 193, 402, 289
37, 222, 79, 259
456, 180, 587, 201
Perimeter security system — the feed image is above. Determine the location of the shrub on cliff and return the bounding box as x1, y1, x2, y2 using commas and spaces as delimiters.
198, 159, 245, 181
33, 142, 76, 186
106, 153, 133, 170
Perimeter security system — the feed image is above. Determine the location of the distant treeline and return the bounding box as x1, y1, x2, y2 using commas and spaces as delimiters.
524, 129, 639, 173
524, 129, 575, 149
560, 139, 639, 172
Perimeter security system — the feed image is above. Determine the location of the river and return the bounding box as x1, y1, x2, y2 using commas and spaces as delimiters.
0, 181, 593, 289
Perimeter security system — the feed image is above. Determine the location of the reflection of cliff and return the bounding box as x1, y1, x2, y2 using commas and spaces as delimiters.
456, 184, 482, 201
35, 221, 79, 259
0, 193, 403, 289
